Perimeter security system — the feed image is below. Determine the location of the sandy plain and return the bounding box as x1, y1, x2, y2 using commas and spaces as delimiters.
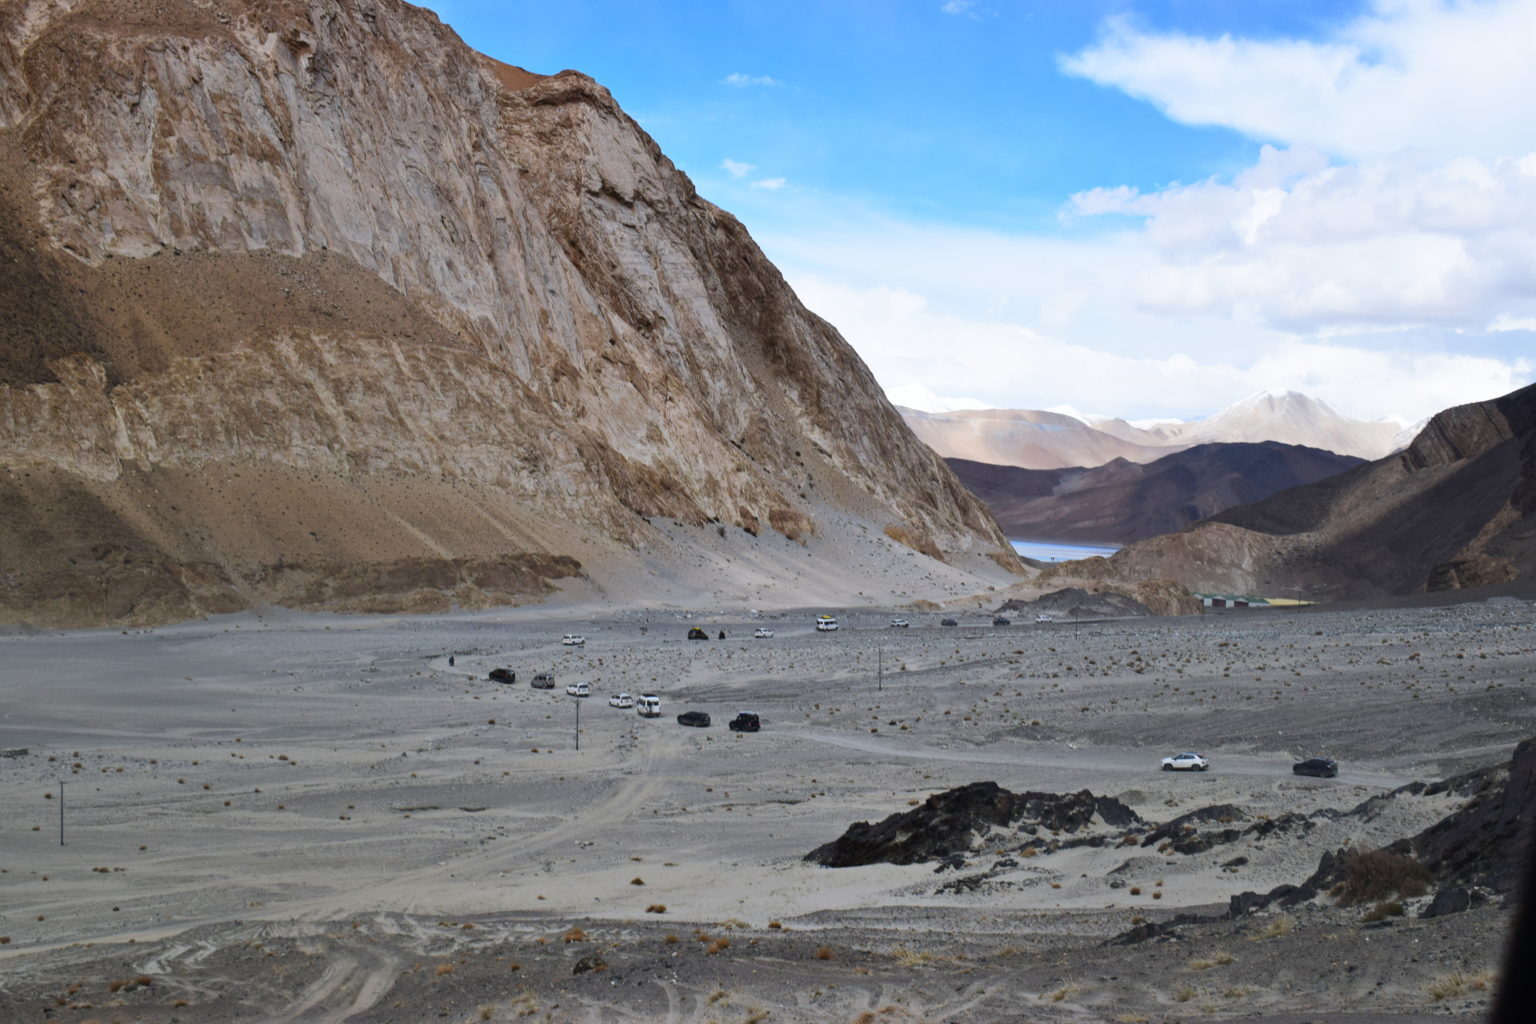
1, 593, 1532, 1022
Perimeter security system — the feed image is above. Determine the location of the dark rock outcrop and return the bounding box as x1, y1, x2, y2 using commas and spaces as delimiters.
1393, 736, 1536, 894
805, 781, 1139, 868
999, 587, 1154, 620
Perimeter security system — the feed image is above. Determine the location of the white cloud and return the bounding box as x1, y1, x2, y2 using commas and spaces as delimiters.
1489, 314, 1536, 332
721, 158, 755, 179
1060, 0, 1536, 161
750, 177, 788, 190
884, 382, 992, 412
722, 73, 782, 88
788, 271, 1532, 424
1065, 145, 1536, 332
940, 1, 978, 15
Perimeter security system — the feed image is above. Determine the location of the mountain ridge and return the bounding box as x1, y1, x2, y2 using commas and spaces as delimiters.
899, 390, 1406, 470
947, 441, 1364, 545
1051, 382, 1536, 600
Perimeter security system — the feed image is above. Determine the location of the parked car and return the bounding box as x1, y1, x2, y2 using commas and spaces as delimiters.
561, 634, 586, 646
1293, 757, 1338, 778
566, 681, 591, 697
687, 627, 709, 640
888, 618, 909, 628
530, 672, 555, 689
940, 618, 958, 627
728, 711, 761, 732
992, 616, 1011, 626
488, 668, 516, 684
1160, 752, 1210, 772
815, 615, 839, 632
677, 710, 711, 728
753, 627, 775, 639
609, 692, 634, 708
636, 694, 662, 717
1036, 614, 1053, 623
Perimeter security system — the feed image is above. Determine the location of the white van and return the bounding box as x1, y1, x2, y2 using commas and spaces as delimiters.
815, 615, 839, 632
636, 694, 662, 718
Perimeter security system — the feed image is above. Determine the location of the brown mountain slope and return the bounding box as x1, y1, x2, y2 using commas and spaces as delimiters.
0, 0, 1014, 626
947, 442, 1363, 545
1057, 383, 1536, 600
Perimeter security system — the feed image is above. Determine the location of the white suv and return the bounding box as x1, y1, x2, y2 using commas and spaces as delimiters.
566, 681, 591, 697
609, 692, 634, 708
1160, 752, 1210, 771
561, 634, 586, 646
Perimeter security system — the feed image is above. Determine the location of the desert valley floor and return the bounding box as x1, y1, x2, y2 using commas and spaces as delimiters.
1, 596, 1531, 1022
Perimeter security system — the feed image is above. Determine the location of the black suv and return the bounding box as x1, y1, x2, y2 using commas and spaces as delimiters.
488, 668, 516, 684
728, 712, 761, 733
1293, 757, 1338, 778
677, 711, 711, 728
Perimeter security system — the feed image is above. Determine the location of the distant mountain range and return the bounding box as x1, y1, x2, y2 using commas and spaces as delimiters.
948, 442, 1364, 545
899, 390, 1410, 469
1062, 382, 1536, 600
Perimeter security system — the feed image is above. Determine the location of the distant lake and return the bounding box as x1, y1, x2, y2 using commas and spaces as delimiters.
1010, 539, 1120, 562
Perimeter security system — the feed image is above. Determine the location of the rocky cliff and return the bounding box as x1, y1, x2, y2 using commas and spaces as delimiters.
0, 0, 1014, 626
1063, 383, 1536, 600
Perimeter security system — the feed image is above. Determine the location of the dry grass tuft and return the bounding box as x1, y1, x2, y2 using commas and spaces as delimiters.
630, 877, 645, 886
1043, 982, 1083, 1003
645, 904, 667, 913
1250, 914, 1293, 940
435, 963, 455, 976
815, 945, 835, 960
1172, 983, 1198, 1002
561, 926, 586, 943
1190, 951, 1235, 970
1427, 969, 1496, 1001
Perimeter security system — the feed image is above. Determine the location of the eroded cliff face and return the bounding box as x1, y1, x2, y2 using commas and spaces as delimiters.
0, 0, 1013, 626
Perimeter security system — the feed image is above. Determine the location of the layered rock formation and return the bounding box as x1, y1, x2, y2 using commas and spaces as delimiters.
1061, 383, 1536, 599
947, 441, 1362, 545
0, 0, 1015, 626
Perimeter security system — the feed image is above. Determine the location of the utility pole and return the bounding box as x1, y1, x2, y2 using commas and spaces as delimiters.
59, 779, 64, 846
574, 697, 581, 751
878, 648, 883, 692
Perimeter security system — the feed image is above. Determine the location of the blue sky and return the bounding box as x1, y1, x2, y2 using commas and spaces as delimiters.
421, 0, 1536, 423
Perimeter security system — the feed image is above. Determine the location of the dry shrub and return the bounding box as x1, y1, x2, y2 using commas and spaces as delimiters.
645, 904, 667, 914
1428, 969, 1496, 1001
1020, 847, 1038, 858
815, 945, 835, 960
767, 920, 782, 929
1172, 983, 1198, 1002
705, 939, 728, 955
630, 877, 645, 886
435, 963, 455, 976
1335, 848, 1432, 905
663, 934, 679, 944
562, 926, 586, 943
1129, 886, 1142, 896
